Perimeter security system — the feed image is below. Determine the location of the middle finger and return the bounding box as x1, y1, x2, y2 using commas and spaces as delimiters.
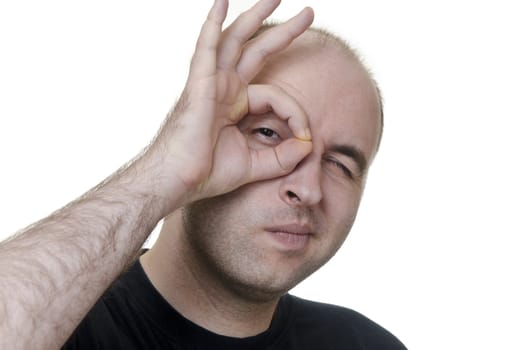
217, 0, 281, 69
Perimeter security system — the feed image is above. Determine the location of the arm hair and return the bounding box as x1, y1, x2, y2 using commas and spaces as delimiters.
0, 155, 172, 350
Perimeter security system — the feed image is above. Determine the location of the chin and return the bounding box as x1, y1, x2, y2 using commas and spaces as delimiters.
225, 277, 296, 303
223, 258, 323, 303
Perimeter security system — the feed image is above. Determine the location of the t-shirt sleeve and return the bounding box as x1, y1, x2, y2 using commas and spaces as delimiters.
289, 296, 407, 350
61, 298, 125, 350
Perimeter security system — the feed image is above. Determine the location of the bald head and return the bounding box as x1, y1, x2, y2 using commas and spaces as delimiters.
251, 24, 384, 151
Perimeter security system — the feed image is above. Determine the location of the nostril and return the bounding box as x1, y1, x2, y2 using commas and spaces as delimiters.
286, 191, 300, 202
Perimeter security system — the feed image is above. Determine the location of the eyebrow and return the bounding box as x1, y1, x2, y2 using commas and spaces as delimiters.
328, 144, 368, 176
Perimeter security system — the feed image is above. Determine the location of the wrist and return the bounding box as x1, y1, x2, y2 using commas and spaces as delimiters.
116, 148, 192, 218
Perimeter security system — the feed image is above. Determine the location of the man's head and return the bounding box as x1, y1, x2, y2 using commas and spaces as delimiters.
179, 27, 382, 301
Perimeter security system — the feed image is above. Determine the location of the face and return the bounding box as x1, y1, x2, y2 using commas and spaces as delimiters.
182, 36, 381, 301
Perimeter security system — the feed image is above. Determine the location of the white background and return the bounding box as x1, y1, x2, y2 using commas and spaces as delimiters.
1, 1, 527, 348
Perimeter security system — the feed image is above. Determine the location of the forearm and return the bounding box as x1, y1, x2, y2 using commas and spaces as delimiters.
0, 156, 171, 350
0, 0, 315, 347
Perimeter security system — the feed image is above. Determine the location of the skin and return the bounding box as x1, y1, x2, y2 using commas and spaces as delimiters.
141, 31, 381, 337
0, 0, 380, 347
0, 1, 315, 348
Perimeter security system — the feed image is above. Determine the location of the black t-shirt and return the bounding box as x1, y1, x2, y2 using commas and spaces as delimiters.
63, 261, 406, 349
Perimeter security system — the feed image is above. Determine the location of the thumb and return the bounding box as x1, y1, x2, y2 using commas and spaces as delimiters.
248, 138, 312, 182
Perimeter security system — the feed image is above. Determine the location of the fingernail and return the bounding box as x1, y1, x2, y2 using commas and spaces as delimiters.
303, 128, 312, 141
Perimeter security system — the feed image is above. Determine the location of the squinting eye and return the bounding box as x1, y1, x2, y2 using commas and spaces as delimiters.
327, 159, 353, 179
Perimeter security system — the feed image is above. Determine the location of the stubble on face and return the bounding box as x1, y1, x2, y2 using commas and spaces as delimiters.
180, 184, 348, 302
177, 33, 379, 304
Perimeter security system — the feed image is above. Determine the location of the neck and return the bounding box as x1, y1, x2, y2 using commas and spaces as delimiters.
140, 209, 280, 338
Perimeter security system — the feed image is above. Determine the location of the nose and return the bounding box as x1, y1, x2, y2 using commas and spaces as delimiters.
279, 154, 323, 207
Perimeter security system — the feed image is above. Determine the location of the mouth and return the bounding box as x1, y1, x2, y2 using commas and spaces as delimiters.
264, 224, 313, 252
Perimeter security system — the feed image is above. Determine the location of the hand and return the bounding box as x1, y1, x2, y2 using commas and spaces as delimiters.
144, 0, 314, 213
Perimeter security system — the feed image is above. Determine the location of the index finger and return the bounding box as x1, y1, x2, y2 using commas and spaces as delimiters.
247, 84, 311, 141
236, 7, 314, 82
217, 0, 282, 69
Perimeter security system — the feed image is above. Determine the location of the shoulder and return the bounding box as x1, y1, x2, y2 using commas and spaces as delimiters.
285, 295, 407, 350
62, 263, 146, 350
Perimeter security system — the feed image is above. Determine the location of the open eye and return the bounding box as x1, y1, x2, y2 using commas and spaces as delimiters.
257, 128, 277, 137
251, 127, 282, 145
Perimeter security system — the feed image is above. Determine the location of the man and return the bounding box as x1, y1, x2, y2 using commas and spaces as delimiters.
0, 0, 406, 349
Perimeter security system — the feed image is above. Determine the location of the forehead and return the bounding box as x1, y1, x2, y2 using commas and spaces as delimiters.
253, 34, 381, 163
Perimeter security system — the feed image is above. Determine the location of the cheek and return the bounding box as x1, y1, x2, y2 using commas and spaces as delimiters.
323, 174, 362, 207
199, 184, 267, 227
322, 184, 362, 237
319, 205, 357, 261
